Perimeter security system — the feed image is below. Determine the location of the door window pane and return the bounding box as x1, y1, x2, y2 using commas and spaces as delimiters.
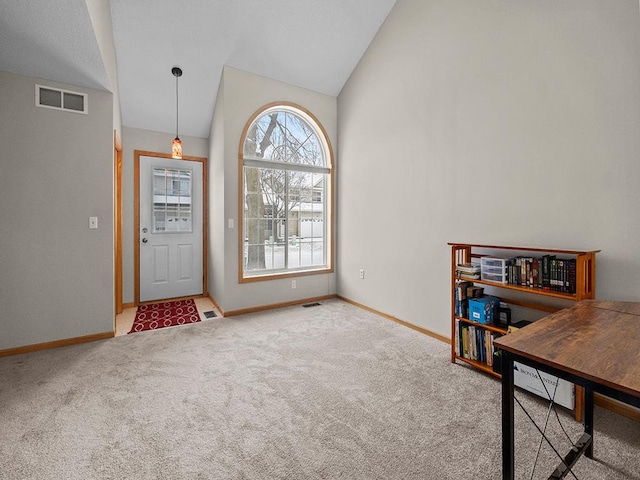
152, 167, 192, 232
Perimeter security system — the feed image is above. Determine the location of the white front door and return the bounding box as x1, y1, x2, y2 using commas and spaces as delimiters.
139, 155, 203, 302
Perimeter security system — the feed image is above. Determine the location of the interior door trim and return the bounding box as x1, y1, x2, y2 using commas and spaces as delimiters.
134, 150, 208, 306
114, 130, 123, 317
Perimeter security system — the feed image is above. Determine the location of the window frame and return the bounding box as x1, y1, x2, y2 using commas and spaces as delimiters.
238, 102, 334, 283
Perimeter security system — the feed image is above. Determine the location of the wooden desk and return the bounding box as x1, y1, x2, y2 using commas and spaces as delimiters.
494, 300, 640, 479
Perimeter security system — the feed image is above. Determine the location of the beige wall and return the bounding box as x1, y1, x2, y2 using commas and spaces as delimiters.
0, 70, 114, 349
208, 74, 226, 304
337, 0, 640, 338
121, 127, 209, 305
9, 0, 638, 348
208, 67, 337, 312
85, 0, 122, 138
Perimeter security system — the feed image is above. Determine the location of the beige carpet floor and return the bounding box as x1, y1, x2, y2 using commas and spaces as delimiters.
1, 299, 639, 479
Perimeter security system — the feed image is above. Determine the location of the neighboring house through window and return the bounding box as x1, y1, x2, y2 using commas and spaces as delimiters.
240, 103, 333, 281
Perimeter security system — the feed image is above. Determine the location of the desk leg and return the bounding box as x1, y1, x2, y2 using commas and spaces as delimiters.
584, 385, 594, 459
501, 350, 515, 480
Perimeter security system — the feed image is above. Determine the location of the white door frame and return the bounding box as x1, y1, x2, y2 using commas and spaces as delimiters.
134, 150, 208, 305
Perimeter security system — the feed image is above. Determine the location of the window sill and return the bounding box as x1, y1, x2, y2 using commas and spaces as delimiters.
240, 266, 333, 284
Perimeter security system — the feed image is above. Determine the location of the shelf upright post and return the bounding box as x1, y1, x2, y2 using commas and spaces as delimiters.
450, 245, 458, 363
450, 244, 471, 363
576, 252, 596, 301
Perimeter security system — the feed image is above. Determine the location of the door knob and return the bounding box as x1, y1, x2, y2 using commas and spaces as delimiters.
142, 238, 148, 243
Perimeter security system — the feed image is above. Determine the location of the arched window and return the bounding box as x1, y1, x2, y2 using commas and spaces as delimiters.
240, 103, 333, 281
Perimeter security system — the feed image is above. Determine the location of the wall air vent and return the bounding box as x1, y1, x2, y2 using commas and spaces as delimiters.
36, 85, 88, 114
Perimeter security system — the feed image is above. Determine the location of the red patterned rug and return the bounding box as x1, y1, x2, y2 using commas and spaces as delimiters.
128, 299, 200, 334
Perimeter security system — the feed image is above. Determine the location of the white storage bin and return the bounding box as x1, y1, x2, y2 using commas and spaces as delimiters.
481, 256, 511, 283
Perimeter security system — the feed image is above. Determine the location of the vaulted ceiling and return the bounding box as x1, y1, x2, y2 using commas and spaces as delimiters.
0, 0, 397, 138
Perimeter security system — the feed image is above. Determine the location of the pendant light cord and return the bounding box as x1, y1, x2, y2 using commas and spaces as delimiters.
175, 73, 179, 138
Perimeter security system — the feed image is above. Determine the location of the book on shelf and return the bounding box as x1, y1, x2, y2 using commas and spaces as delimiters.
459, 273, 480, 280
456, 263, 480, 279
507, 319, 532, 334
531, 258, 540, 288
568, 259, 576, 294
500, 256, 577, 294
467, 286, 484, 298
455, 318, 497, 367
549, 259, 555, 289
454, 280, 473, 318
542, 255, 555, 290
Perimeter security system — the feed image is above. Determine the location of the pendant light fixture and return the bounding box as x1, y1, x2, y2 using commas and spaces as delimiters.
171, 66, 183, 159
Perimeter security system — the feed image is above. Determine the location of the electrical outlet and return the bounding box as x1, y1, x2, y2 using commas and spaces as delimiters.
292, 280, 296, 289
359, 269, 364, 279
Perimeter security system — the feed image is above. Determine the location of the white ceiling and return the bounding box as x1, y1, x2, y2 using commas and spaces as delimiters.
0, 1, 110, 91
0, 0, 397, 139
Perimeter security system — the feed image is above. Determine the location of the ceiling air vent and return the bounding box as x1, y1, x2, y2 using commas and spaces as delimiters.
36, 85, 88, 114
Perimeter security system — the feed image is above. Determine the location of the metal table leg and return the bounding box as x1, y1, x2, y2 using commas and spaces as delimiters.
502, 350, 515, 480
584, 385, 594, 459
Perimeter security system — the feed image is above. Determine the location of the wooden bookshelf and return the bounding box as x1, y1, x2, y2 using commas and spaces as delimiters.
449, 243, 599, 421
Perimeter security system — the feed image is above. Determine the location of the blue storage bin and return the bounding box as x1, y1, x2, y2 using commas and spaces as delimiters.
468, 296, 499, 324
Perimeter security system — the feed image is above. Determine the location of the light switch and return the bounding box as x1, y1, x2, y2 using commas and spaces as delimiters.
89, 216, 98, 229
228, 218, 234, 229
